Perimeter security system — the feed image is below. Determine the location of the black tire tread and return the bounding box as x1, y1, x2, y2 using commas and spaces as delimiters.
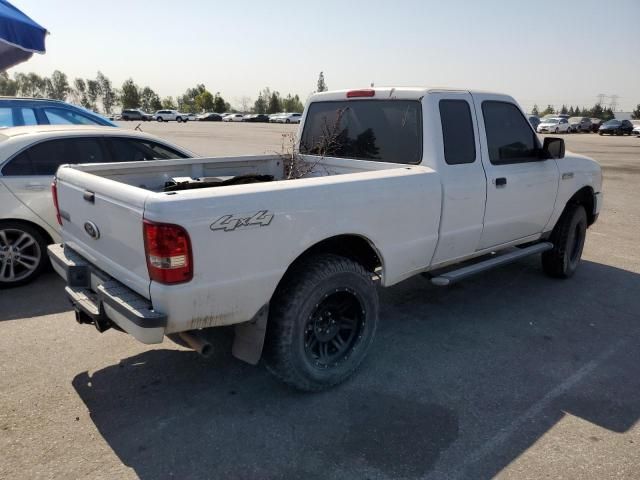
263, 253, 377, 391
542, 204, 586, 278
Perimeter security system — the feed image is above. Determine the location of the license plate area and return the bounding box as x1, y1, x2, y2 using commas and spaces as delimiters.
67, 264, 90, 288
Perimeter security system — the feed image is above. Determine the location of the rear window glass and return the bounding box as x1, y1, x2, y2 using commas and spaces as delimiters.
300, 100, 422, 164
43, 108, 99, 126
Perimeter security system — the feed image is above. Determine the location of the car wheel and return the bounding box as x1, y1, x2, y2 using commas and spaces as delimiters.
157, 117, 163, 122
263, 253, 379, 391
0, 222, 49, 288
176, 117, 183, 123
542, 204, 587, 279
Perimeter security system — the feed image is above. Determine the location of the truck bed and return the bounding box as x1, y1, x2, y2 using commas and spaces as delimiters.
55, 154, 442, 334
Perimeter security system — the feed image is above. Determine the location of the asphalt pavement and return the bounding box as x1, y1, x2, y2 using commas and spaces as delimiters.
1, 124, 638, 480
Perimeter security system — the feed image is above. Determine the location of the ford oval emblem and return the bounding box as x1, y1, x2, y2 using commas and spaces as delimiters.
84, 221, 100, 239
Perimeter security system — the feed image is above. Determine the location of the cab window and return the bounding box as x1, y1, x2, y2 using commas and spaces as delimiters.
482, 101, 540, 164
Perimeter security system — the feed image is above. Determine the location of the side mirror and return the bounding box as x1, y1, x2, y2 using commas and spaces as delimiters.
542, 137, 565, 159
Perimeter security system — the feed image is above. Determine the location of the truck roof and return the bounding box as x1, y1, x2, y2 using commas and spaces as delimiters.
0, 125, 138, 141
309, 87, 511, 102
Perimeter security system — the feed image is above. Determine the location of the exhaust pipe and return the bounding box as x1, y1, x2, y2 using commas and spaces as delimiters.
178, 331, 213, 358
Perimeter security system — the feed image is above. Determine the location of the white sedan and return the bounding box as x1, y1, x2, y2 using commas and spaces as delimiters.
222, 114, 245, 122
537, 117, 571, 134
278, 113, 302, 124
0, 125, 194, 287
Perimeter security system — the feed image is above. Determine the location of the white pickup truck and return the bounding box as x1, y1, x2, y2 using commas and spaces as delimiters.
48, 88, 602, 391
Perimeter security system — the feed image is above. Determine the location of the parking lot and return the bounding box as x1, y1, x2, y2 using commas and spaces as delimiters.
1, 123, 639, 479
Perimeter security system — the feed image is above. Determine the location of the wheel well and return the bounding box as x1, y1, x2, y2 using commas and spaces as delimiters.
0, 218, 54, 245
567, 186, 596, 225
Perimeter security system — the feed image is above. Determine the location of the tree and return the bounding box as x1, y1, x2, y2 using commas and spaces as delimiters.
238, 96, 252, 113
179, 84, 207, 113
632, 104, 640, 120
267, 92, 281, 114
590, 103, 604, 119
568, 106, 575, 116
541, 105, 555, 116
161, 96, 177, 109
282, 93, 304, 112
86, 80, 100, 110
120, 78, 140, 109
14, 72, 46, 97
140, 86, 162, 112
602, 107, 615, 121
253, 93, 267, 114
73, 78, 90, 108
195, 90, 215, 112
317, 71, 327, 92
45, 70, 69, 100
531, 104, 540, 116
97, 71, 117, 114
213, 93, 228, 113
560, 104, 568, 115
0, 71, 18, 96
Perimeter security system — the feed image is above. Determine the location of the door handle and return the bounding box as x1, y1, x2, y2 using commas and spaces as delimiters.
495, 177, 507, 187
25, 183, 46, 191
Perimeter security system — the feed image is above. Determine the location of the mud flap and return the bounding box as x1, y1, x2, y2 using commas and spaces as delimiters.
232, 305, 268, 365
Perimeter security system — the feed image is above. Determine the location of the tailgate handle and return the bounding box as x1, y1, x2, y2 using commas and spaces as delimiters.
83, 190, 95, 203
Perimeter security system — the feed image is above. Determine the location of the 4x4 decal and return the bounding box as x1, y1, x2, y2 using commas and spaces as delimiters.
210, 210, 274, 232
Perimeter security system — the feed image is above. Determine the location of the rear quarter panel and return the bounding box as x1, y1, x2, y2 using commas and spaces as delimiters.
146, 166, 442, 333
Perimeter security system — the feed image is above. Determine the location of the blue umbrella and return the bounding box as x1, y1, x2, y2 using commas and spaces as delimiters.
0, 0, 47, 70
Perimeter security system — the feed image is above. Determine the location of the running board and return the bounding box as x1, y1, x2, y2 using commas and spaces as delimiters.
430, 242, 553, 286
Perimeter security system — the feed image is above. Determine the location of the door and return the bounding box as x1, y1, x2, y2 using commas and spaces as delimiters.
428, 92, 487, 265
472, 95, 559, 249
0, 137, 108, 230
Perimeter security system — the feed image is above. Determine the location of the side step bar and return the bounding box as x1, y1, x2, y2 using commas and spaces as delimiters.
430, 242, 553, 286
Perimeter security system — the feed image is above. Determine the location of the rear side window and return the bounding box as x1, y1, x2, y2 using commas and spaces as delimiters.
20, 108, 37, 125
439, 100, 476, 165
3, 138, 107, 176
43, 108, 99, 126
482, 101, 540, 164
0, 107, 14, 127
106, 138, 188, 162
300, 100, 422, 164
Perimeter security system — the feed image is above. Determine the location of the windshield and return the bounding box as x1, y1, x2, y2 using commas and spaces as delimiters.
300, 100, 422, 164
569, 117, 582, 122
604, 120, 621, 126
544, 118, 559, 124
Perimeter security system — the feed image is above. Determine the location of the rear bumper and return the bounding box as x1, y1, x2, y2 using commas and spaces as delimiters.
47, 243, 166, 344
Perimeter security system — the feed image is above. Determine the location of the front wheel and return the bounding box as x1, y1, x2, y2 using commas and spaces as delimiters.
176, 117, 183, 123
156, 117, 163, 122
263, 254, 379, 391
542, 204, 587, 278
0, 222, 48, 288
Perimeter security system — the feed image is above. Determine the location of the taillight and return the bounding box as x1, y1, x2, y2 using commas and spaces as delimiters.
143, 220, 193, 284
51, 179, 62, 225
346, 89, 375, 98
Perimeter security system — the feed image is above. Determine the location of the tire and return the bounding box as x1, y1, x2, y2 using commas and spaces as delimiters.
176, 117, 183, 123
157, 117, 163, 122
263, 254, 379, 391
542, 204, 587, 279
0, 221, 49, 288
554, 128, 559, 133
285, 119, 290, 124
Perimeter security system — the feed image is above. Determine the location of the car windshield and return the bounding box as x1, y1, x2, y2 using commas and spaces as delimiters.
300, 99, 422, 164
569, 117, 582, 122
604, 120, 621, 126
544, 118, 559, 124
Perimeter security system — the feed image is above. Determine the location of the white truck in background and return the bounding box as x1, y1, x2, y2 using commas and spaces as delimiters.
48, 87, 602, 391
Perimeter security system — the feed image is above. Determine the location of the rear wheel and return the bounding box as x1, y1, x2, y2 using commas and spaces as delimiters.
156, 117, 163, 122
542, 204, 587, 278
263, 254, 379, 391
176, 116, 183, 123
0, 222, 48, 288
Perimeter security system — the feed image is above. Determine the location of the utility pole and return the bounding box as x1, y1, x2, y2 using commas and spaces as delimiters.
609, 94, 619, 111
596, 93, 606, 105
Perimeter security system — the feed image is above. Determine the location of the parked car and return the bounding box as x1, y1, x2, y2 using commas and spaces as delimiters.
154, 110, 188, 122
186, 113, 198, 121
633, 124, 640, 137
198, 113, 223, 122
278, 113, 303, 124
48, 87, 601, 391
242, 114, 270, 123
0, 97, 116, 127
528, 115, 540, 130
598, 119, 634, 135
568, 117, 592, 133
0, 125, 194, 287
269, 113, 286, 123
537, 117, 570, 133
121, 109, 152, 121
222, 113, 245, 122
590, 118, 602, 132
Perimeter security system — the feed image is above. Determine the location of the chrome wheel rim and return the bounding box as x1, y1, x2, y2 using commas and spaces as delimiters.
0, 229, 41, 283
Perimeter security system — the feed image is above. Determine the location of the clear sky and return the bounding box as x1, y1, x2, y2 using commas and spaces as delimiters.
9, 0, 640, 111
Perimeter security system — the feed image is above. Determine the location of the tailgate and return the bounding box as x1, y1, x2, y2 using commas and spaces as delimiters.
56, 165, 151, 298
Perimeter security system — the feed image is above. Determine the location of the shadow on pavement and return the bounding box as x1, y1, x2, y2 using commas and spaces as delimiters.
0, 271, 70, 321
72, 259, 640, 479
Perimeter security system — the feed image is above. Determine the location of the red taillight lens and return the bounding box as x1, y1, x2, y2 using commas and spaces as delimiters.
143, 220, 193, 284
51, 179, 62, 225
346, 89, 375, 98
